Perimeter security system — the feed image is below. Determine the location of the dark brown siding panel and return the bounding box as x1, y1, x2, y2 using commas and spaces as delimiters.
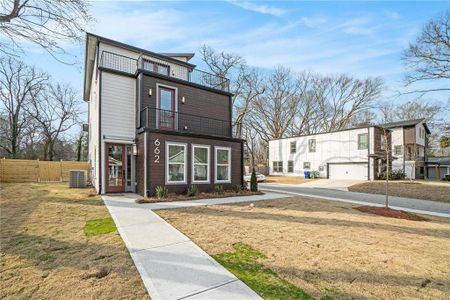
146, 132, 242, 195
404, 126, 416, 144
135, 133, 145, 195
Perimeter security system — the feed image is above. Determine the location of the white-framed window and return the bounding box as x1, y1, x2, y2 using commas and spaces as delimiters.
288, 161, 294, 173
166, 142, 187, 184
192, 144, 210, 184
273, 161, 283, 172
290, 141, 296, 153
215, 147, 231, 183
308, 139, 316, 152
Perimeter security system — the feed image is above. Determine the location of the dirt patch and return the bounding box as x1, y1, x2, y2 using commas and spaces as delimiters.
266, 176, 314, 184
0, 183, 148, 300
355, 206, 429, 221
136, 190, 264, 203
349, 181, 450, 203
157, 196, 450, 300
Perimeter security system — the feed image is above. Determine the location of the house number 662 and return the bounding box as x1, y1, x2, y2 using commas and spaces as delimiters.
154, 139, 160, 163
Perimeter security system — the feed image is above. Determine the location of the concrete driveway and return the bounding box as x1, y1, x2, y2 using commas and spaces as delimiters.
295, 179, 365, 191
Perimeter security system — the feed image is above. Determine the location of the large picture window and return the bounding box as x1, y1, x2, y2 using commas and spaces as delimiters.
215, 147, 231, 183
166, 143, 186, 184
192, 145, 210, 183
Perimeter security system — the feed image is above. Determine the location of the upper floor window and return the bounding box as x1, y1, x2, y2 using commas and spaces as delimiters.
143, 59, 170, 76
192, 145, 210, 183
215, 147, 231, 183
358, 133, 368, 150
288, 161, 294, 173
394, 145, 402, 156
308, 139, 316, 152
273, 161, 283, 172
380, 135, 387, 150
166, 143, 187, 184
158, 86, 176, 129
290, 142, 296, 153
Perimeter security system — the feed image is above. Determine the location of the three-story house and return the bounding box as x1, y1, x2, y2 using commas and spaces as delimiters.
84, 33, 243, 195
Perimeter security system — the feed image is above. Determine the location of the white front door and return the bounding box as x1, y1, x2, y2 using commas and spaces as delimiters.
329, 163, 368, 180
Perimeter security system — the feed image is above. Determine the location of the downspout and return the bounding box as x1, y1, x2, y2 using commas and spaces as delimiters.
144, 131, 148, 197
241, 140, 244, 187
98, 69, 103, 194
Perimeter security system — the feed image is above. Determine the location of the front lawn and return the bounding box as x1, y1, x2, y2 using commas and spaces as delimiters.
0, 183, 148, 299
266, 176, 314, 184
157, 196, 450, 299
348, 181, 450, 203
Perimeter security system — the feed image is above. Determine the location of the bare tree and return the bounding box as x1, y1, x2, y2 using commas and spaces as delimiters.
0, 57, 48, 158
248, 66, 300, 142
403, 10, 450, 94
381, 127, 391, 208
28, 82, 81, 160
310, 74, 383, 132
0, 0, 92, 62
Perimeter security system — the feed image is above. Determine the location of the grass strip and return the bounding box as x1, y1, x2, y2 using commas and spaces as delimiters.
84, 217, 116, 237
213, 242, 327, 300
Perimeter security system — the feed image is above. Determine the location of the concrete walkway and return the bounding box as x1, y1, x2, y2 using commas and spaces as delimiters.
103, 192, 290, 300
260, 183, 450, 218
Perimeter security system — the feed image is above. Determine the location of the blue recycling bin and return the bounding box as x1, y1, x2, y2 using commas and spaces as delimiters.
304, 171, 310, 178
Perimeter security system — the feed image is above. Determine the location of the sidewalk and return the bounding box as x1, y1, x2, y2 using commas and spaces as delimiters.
103, 192, 289, 300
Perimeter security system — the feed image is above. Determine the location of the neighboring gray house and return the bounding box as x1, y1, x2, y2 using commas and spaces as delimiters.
426, 157, 450, 180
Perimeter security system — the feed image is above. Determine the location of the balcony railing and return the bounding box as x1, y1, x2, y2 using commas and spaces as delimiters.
140, 107, 242, 138
99, 51, 230, 92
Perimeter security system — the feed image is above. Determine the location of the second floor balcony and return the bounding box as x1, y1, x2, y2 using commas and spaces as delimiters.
100, 51, 230, 92
139, 107, 242, 139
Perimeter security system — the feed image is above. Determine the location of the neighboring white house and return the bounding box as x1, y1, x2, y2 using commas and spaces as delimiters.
382, 119, 430, 179
268, 119, 431, 180
269, 126, 389, 180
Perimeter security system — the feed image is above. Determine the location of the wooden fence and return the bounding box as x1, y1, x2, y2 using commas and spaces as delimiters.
0, 158, 89, 183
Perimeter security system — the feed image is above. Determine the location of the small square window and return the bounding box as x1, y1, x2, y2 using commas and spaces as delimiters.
273, 161, 283, 172
303, 162, 310, 169
308, 139, 316, 152
290, 142, 296, 154
358, 133, 368, 150
288, 161, 294, 173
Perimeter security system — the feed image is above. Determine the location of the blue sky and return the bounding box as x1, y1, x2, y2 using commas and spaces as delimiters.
20, 1, 450, 120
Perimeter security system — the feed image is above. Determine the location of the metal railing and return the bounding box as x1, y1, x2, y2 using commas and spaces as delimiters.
99, 51, 230, 92
140, 107, 241, 138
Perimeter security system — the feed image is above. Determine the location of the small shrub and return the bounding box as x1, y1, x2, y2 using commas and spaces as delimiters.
155, 186, 168, 199
443, 174, 450, 181
214, 184, 224, 195
377, 169, 406, 180
242, 180, 248, 191
186, 184, 199, 197
250, 169, 258, 192
234, 184, 242, 193
310, 171, 319, 178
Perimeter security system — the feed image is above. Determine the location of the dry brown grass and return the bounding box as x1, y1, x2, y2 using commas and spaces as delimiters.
349, 181, 450, 203
157, 196, 450, 300
266, 176, 314, 184
0, 183, 148, 300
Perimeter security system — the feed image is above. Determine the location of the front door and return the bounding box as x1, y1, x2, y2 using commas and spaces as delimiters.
106, 143, 125, 193
158, 86, 175, 129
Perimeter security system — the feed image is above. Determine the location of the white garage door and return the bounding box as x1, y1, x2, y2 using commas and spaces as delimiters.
329, 163, 368, 180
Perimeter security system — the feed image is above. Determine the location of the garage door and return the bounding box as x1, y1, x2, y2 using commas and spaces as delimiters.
328, 163, 368, 180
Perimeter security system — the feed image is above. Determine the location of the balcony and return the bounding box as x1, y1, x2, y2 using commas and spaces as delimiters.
140, 107, 242, 138
99, 51, 230, 92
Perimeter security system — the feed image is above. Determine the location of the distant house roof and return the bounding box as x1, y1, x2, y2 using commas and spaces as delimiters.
382, 118, 431, 134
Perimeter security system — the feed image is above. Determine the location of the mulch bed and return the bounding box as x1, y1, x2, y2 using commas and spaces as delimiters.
354, 206, 429, 221
136, 190, 264, 203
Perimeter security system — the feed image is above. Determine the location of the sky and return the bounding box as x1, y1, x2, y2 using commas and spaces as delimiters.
18, 0, 450, 123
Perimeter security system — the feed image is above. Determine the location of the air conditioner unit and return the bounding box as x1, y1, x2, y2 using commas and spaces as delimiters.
69, 170, 87, 188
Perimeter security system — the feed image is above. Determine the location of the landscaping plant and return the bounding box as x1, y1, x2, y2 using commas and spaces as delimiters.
155, 186, 168, 199
234, 184, 242, 193
250, 169, 258, 192
214, 184, 224, 195
186, 185, 199, 197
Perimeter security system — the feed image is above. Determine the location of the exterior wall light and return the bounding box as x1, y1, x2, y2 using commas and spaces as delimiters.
148, 88, 152, 96
132, 144, 138, 156
181, 96, 185, 104
184, 126, 188, 130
